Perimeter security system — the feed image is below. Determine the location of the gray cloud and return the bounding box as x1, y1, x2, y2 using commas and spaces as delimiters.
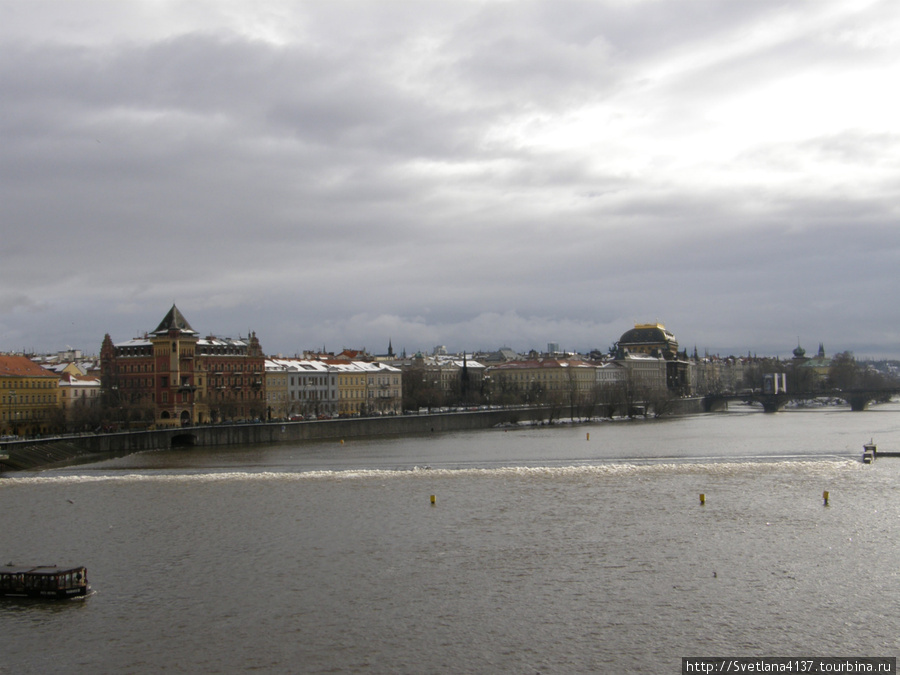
2, 0, 899, 358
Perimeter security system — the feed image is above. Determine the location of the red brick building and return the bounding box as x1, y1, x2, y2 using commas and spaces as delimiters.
100, 305, 266, 427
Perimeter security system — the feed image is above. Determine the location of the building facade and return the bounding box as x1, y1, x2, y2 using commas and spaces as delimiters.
264, 361, 290, 420
361, 361, 403, 414
486, 358, 598, 405
615, 352, 668, 394
101, 305, 266, 427
334, 363, 368, 416
265, 359, 402, 418
58, 372, 102, 425
614, 322, 690, 394
0, 355, 62, 436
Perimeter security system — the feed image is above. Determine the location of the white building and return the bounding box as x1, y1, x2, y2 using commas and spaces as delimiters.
266, 359, 402, 418
267, 359, 336, 417
596, 361, 628, 388
616, 352, 668, 394
58, 372, 102, 422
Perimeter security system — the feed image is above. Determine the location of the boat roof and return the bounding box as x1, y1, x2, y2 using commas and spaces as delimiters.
0, 564, 86, 575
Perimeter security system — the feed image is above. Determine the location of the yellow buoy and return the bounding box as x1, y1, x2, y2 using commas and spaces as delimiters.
430, 495, 436, 505
586, 432, 590, 441
700, 493, 706, 505
340, 439, 344, 445
823, 490, 829, 506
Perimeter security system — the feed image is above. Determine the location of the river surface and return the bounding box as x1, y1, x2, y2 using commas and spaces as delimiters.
2, 403, 899, 673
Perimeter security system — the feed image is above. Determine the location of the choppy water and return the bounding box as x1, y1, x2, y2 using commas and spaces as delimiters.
2, 404, 899, 673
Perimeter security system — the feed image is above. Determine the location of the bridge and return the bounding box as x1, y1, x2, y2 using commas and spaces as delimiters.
704, 388, 900, 413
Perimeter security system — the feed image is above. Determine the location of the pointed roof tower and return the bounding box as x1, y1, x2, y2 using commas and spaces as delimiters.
152, 304, 197, 336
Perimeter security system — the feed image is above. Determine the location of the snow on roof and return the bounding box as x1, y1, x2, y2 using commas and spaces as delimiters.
199, 337, 248, 347
266, 359, 399, 373
490, 358, 593, 370
59, 374, 101, 387
115, 337, 152, 347
619, 352, 665, 361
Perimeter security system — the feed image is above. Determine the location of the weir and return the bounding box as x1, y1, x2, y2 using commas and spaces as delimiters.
0, 408, 542, 471
0, 398, 708, 472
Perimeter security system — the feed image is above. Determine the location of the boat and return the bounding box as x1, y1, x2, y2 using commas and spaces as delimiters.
862, 440, 877, 463
0, 564, 90, 599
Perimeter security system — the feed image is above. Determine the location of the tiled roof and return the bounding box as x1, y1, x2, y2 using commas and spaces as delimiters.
0, 355, 58, 378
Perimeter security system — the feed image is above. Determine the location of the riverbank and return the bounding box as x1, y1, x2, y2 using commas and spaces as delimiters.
0, 398, 707, 472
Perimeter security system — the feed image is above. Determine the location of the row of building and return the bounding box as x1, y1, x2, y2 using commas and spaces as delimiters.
0, 304, 827, 436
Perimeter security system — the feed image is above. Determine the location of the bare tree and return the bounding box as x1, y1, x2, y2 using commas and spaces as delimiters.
828, 351, 859, 391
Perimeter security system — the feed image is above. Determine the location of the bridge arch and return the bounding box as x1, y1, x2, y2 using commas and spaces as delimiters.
170, 433, 197, 448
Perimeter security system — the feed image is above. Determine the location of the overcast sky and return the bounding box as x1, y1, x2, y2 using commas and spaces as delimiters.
2, 0, 899, 359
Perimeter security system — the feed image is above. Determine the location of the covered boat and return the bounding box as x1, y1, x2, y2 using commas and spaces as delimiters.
0, 564, 89, 598
863, 441, 876, 463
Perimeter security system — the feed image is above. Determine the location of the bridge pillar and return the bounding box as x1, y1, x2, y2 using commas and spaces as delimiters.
846, 395, 870, 411
703, 396, 728, 412
761, 394, 788, 413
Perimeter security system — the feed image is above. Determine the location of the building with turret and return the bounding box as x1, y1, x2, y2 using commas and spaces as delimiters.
101, 305, 266, 427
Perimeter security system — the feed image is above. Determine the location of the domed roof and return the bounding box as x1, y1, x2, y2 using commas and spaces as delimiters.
615, 322, 678, 359
618, 324, 674, 346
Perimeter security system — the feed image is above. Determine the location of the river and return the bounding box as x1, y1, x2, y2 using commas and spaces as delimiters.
2, 402, 899, 673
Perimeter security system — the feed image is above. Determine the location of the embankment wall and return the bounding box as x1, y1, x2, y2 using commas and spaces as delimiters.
0, 398, 706, 472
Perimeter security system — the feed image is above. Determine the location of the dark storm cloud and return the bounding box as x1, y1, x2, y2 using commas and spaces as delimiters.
1, 0, 898, 357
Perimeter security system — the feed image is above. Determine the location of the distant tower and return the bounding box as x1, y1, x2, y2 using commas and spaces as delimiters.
387, 339, 394, 358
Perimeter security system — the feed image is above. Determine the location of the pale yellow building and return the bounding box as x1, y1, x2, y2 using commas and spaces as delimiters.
334, 364, 369, 416
264, 360, 291, 419
1, 355, 62, 436
487, 358, 597, 404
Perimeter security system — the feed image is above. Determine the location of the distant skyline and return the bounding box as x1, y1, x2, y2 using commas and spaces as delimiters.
8, 302, 891, 363
2, 1, 899, 359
